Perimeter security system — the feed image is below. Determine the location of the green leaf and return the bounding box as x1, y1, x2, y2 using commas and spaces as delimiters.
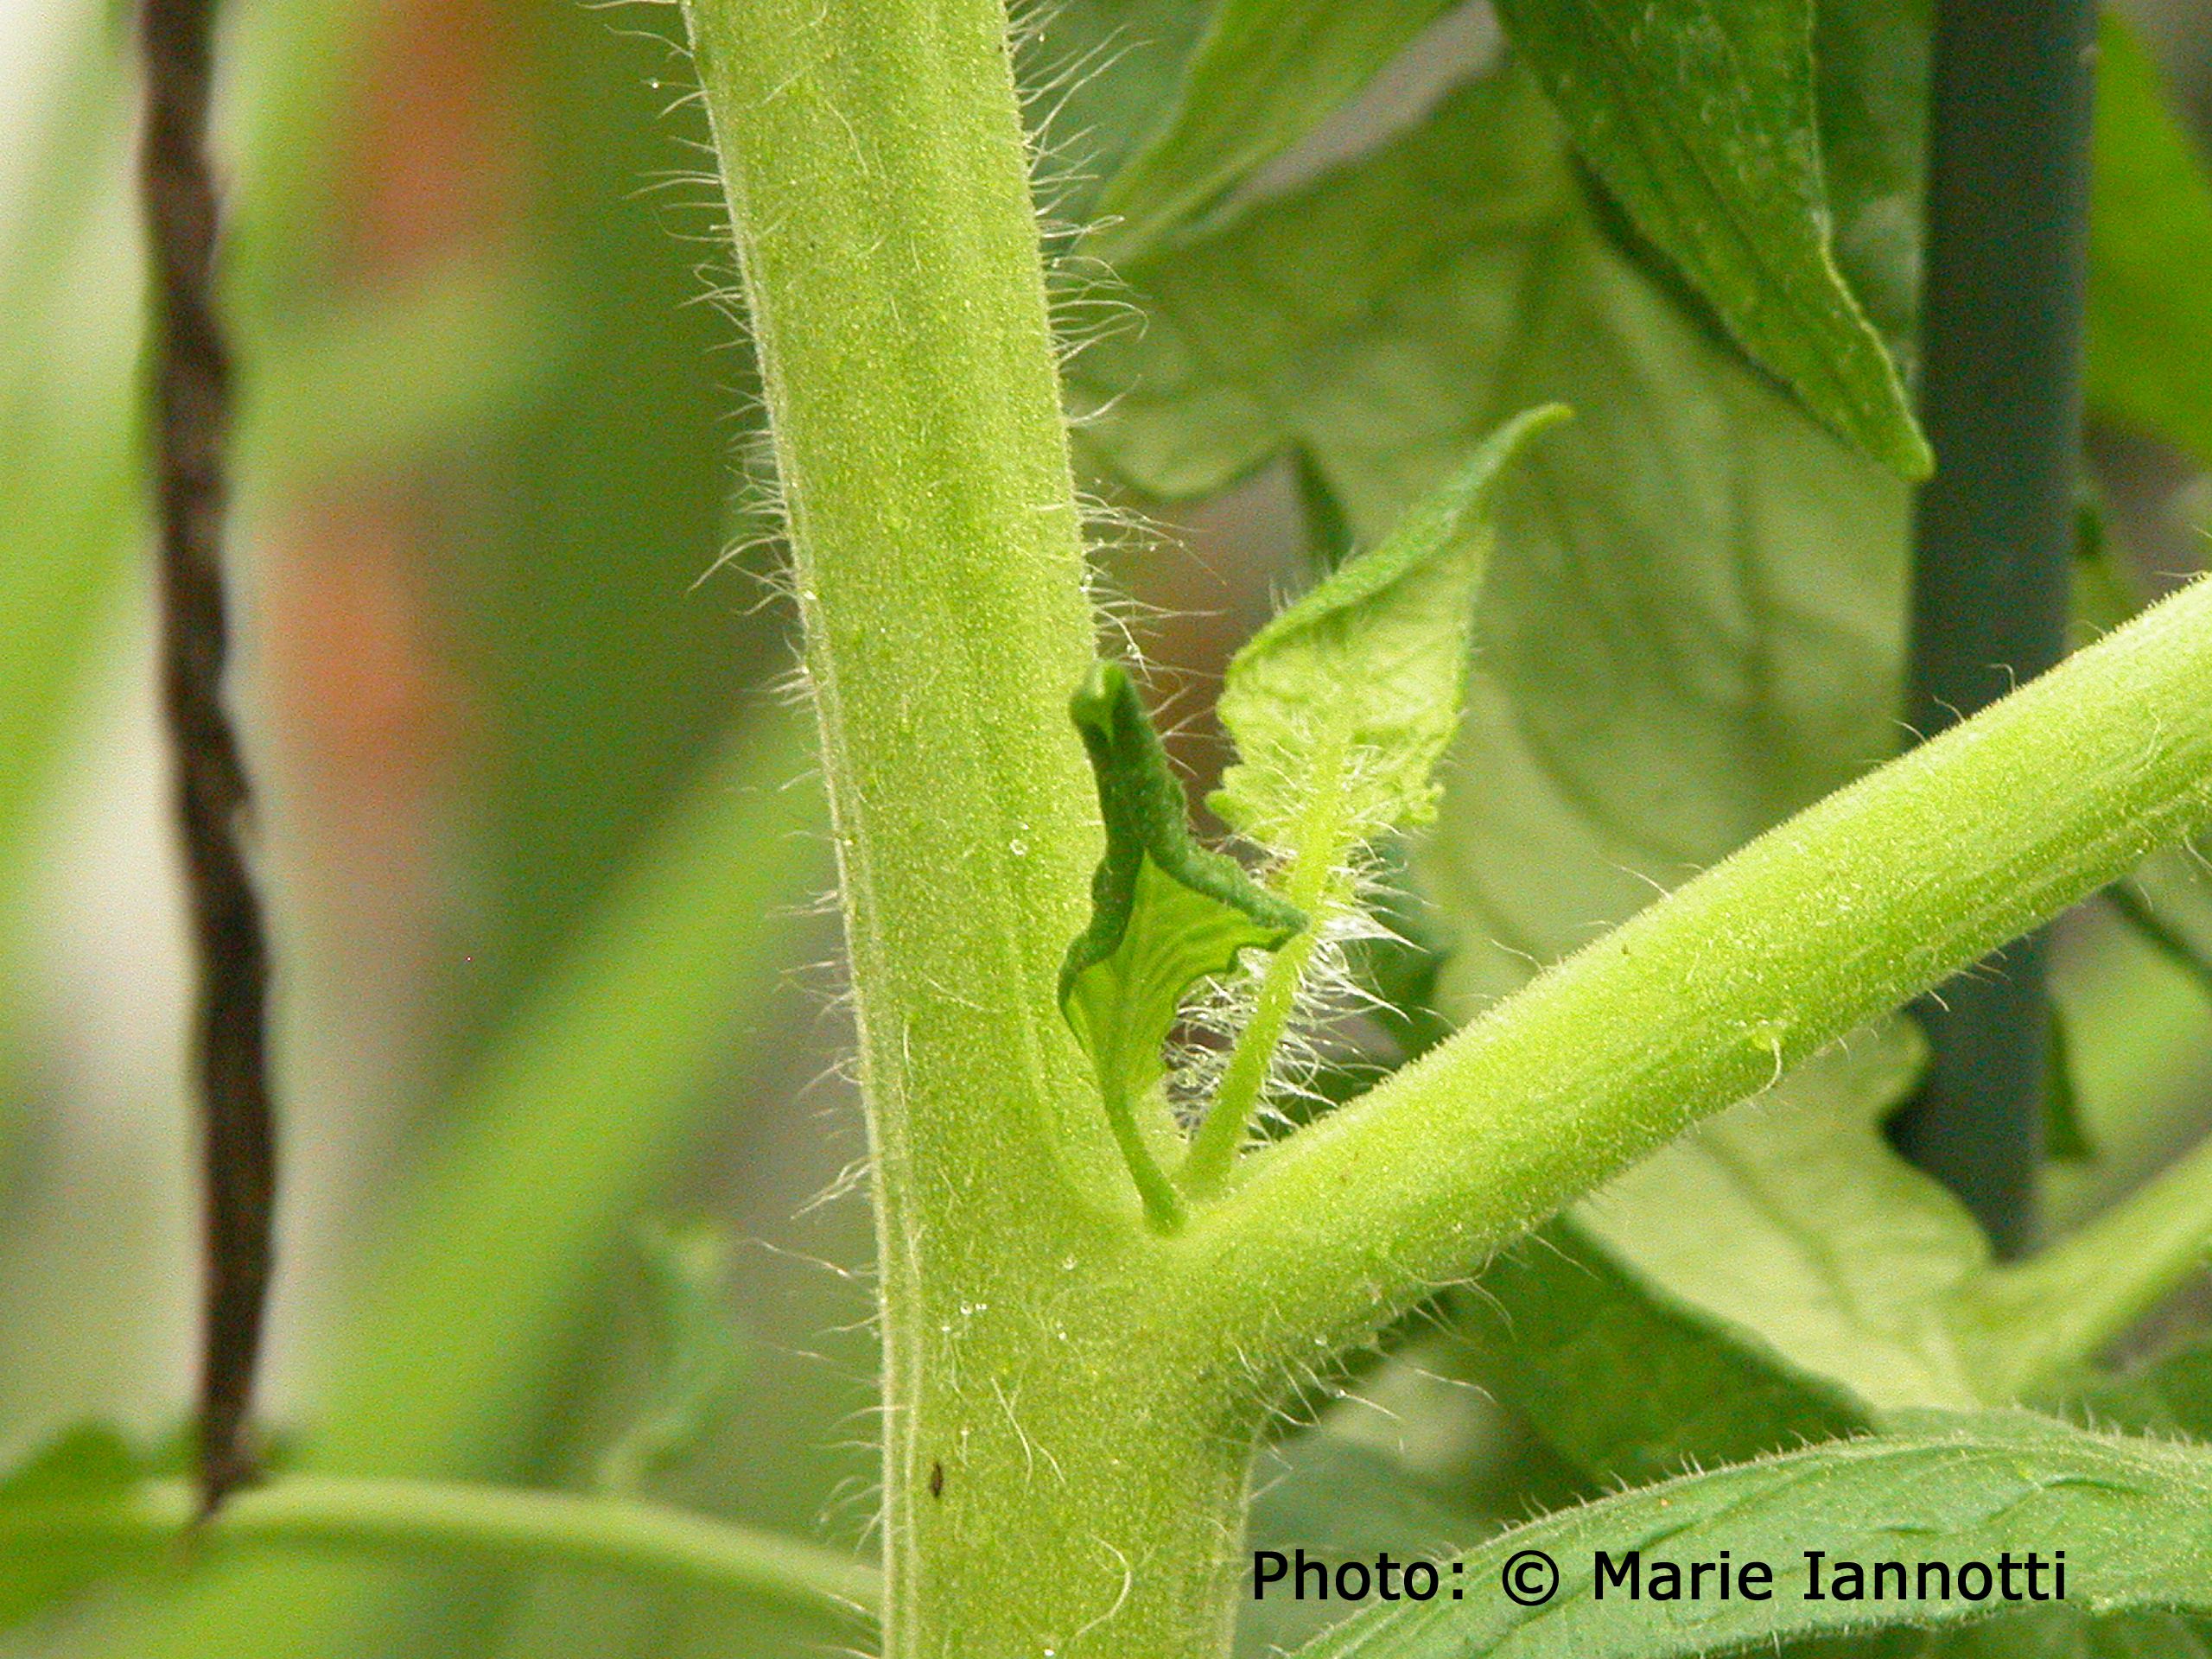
1454, 1216, 1873, 1488
1071, 69, 1912, 1007
595, 1221, 751, 1495
1061, 661, 1304, 1227
1289, 1413, 2212, 1659
1211, 404, 1568, 852
1090, 0, 1457, 261
1492, 0, 1928, 476
1178, 406, 1562, 1193
0, 1425, 156, 1632
1810, 3, 2212, 473
1577, 1021, 1994, 1411
1073, 41, 2212, 1437
2087, 11, 2212, 470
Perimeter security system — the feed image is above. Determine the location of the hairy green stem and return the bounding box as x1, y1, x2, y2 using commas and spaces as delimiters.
1172, 575, 2212, 1379
679, 1, 1256, 1652
3, 1476, 874, 1624
1894, 0, 2100, 1255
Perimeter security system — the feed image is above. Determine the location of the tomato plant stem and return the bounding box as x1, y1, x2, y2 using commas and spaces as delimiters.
678, 1, 1251, 1650
1893, 0, 2100, 1255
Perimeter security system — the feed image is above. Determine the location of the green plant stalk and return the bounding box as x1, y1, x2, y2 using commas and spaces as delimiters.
2, 1476, 875, 1625
1167, 575, 2212, 1381
1894, 0, 2100, 1255
679, 2, 1266, 1653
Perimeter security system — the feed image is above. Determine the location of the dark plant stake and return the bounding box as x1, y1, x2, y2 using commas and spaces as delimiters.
1892, 0, 2100, 1256
137, 0, 276, 1510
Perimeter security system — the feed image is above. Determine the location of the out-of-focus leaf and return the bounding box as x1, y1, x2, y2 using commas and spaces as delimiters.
2107, 862, 2212, 999
1243, 1431, 1497, 1659
1815, 3, 2212, 472
2070, 497, 2142, 643
1211, 407, 1566, 852
111, 717, 830, 1657
1250, 1433, 1484, 1565
1578, 1023, 1993, 1410
1338, 842, 1456, 1064
410, 0, 785, 1056
1014, 0, 1213, 227
1954, 1126, 2212, 1403
1289, 1414, 2212, 1659
2087, 12, 2212, 470
594, 1222, 751, 1496
116, 3, 848, 1655
1492, 0, 1927, 475
0, 3, 142, 977
1812, 0, 1927, 365
1092, 0, 1457, 261
1929, 1609, 2212, 1659
1454, 1217, 1872, 1487
0, 1425, 156, 1633
242, 252, 557, 490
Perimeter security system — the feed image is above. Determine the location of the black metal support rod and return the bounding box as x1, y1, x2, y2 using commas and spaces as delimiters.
138, 0, 276, 1509
1889, 0, 2099, 1257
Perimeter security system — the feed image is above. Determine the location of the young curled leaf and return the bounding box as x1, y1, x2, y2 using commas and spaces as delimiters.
1179, 408, 1567, 1195
1061, 662, 1305, 1230
1211, 404, 1570, 854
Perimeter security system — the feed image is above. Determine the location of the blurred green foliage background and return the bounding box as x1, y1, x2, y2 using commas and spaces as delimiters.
6, 1, 2212, 1656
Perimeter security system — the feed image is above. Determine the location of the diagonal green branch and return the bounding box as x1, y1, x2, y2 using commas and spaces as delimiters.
1173, 575, 2212, 1378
